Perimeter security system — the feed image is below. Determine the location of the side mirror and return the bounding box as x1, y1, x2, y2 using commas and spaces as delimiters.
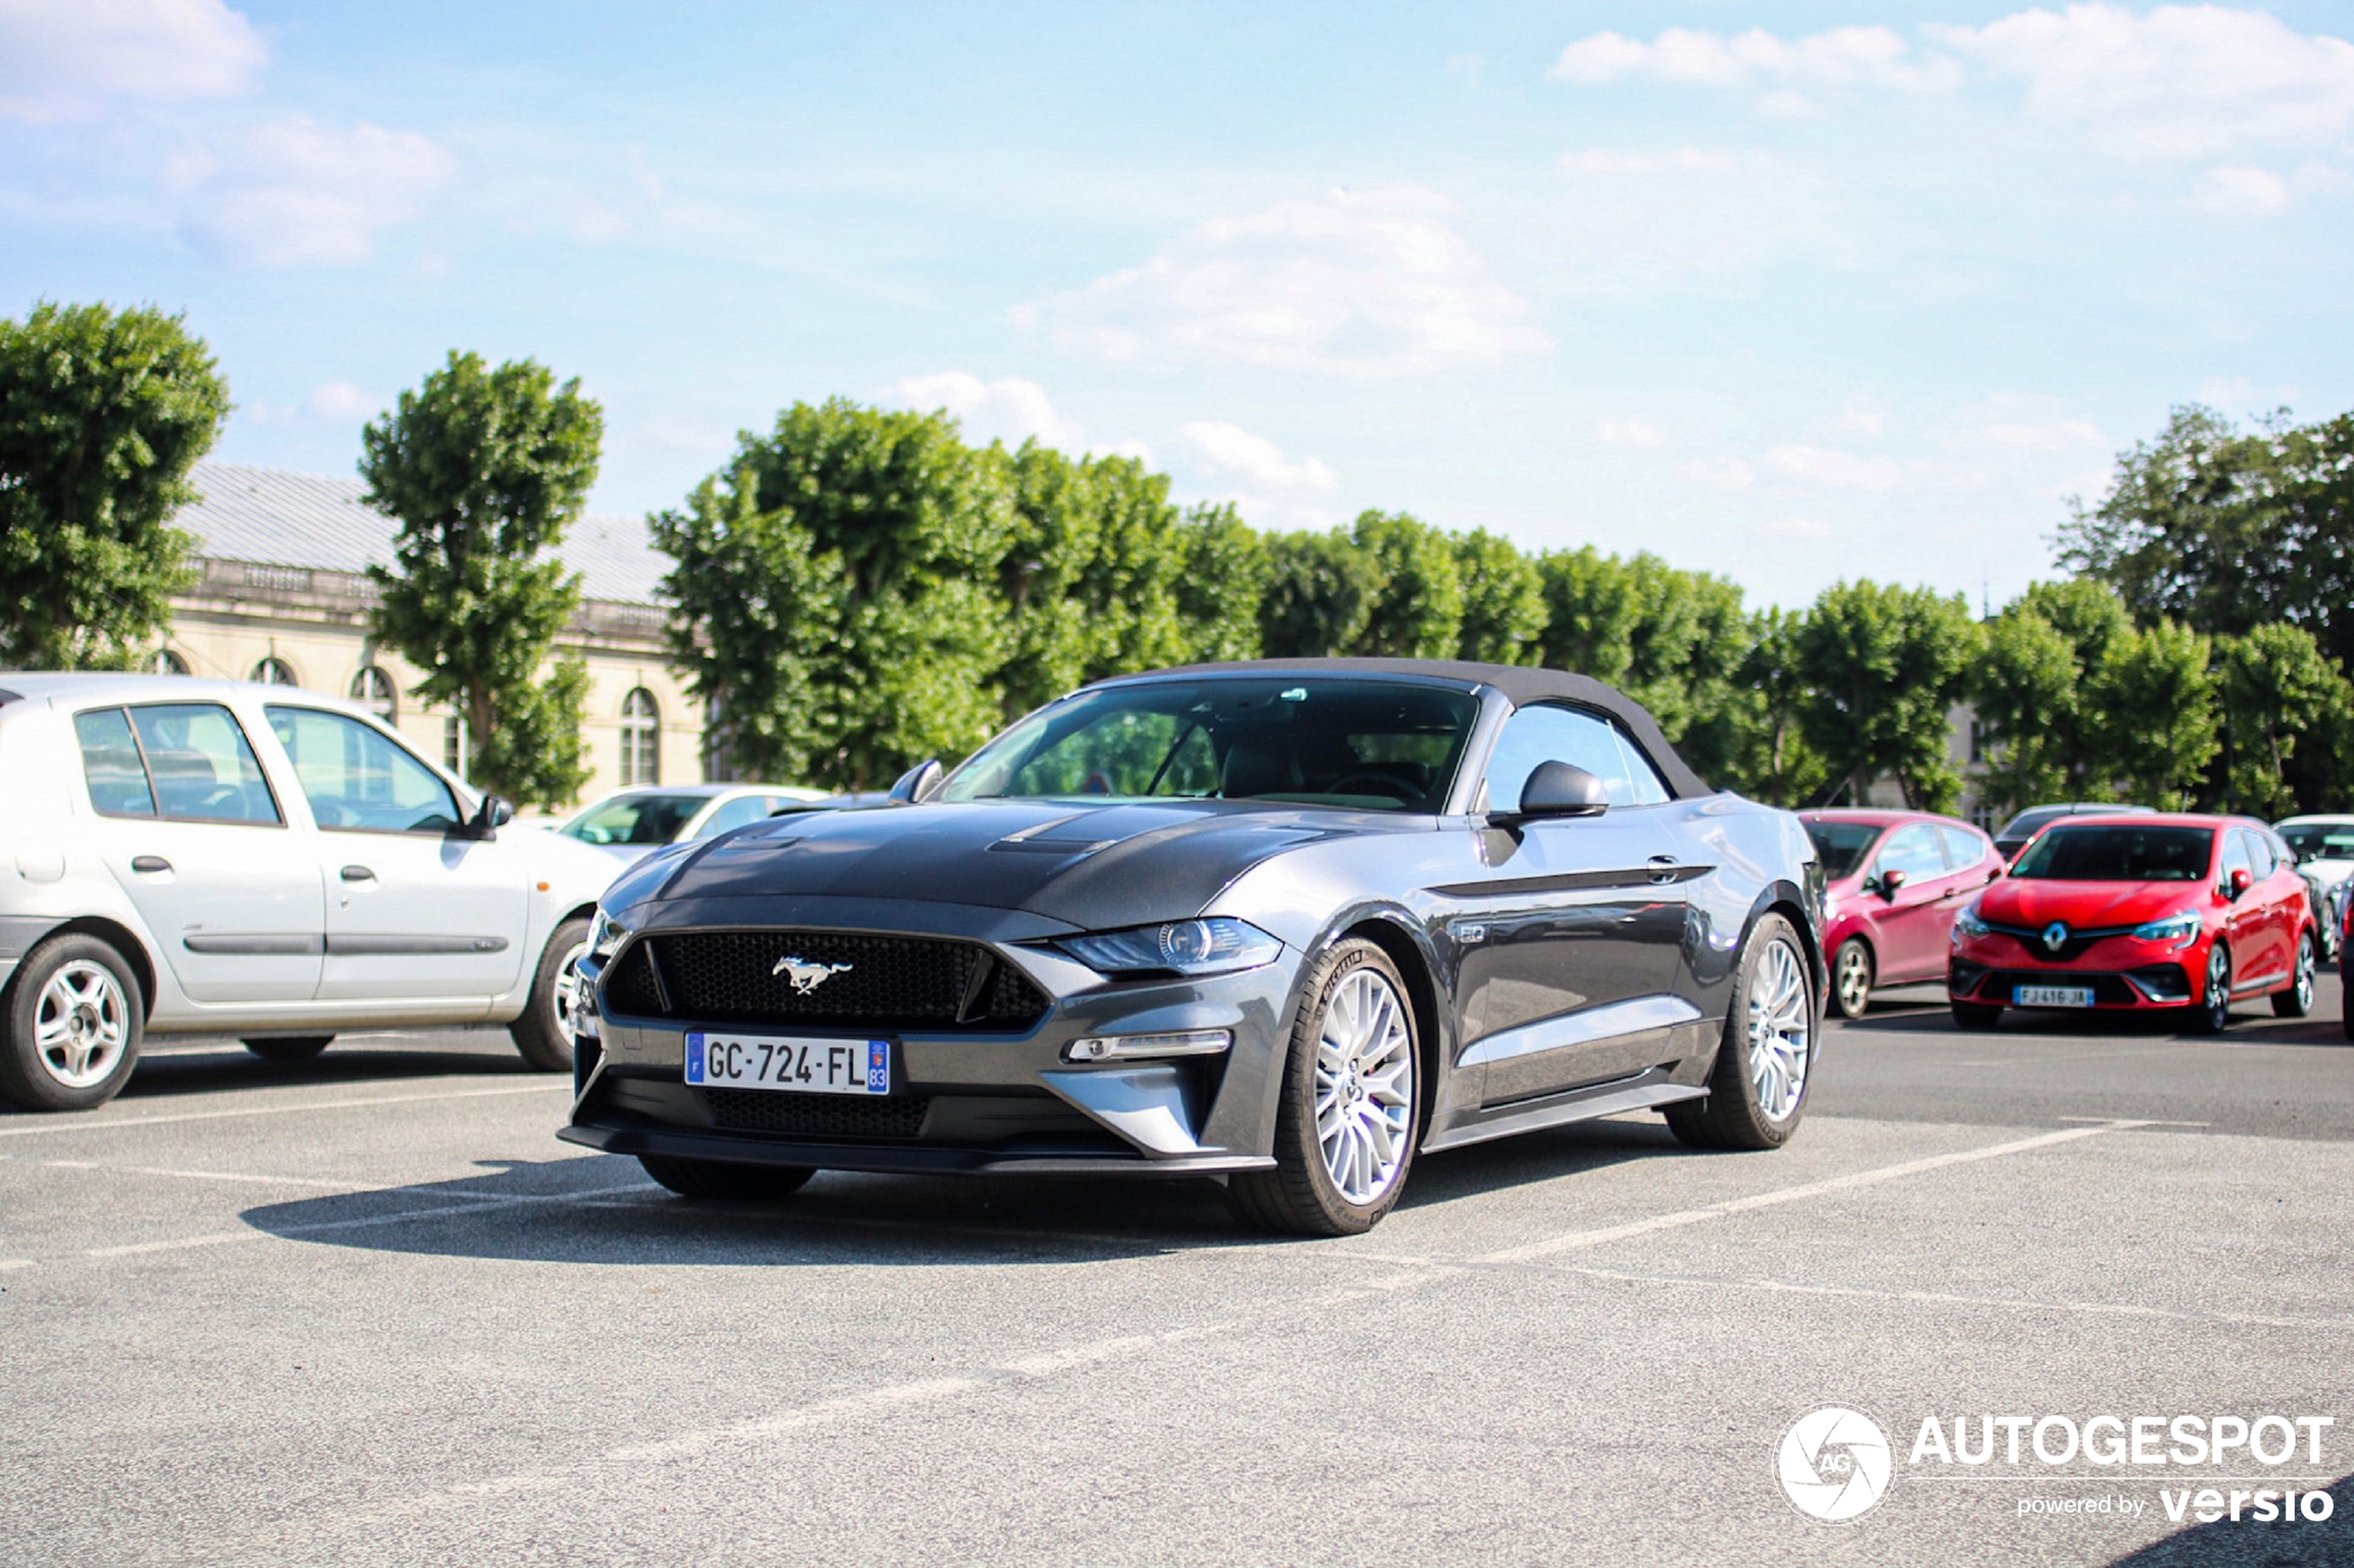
1493, 761, 1608, 826
889, 758, 944, 804
1878, 866, 1907, 899
2229, 867, 2252, 899
463, 793, 513, 841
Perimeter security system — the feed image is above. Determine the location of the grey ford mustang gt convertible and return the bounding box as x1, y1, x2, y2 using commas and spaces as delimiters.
560, 658, 1826, 1235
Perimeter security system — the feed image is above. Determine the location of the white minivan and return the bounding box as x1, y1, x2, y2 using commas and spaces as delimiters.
0, 673, 624, 1111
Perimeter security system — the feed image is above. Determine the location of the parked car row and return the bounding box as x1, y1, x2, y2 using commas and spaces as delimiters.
1805, 800, 2328, 1035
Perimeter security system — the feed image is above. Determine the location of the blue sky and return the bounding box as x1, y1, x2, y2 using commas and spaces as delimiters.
5, 2, 2351, 609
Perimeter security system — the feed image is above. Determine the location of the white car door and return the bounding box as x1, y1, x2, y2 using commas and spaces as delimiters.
70, 702, 324, 1003
261, 704, 527, 1004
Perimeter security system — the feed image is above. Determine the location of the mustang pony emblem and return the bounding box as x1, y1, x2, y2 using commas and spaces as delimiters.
772, 955, 854, 994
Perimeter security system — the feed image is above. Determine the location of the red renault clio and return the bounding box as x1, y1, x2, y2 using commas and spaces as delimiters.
1946, 814, 2316, 1032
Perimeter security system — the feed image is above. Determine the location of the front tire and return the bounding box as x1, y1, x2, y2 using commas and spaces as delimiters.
2191, 942, 2233, 1035
2272, 932, 2316, 1018
1229, 938, 1420, 1237
510, 916, 591, 1072
1829, 938, 1874, 1020
0, 933, 145, 1112
639, 1155, 815, 1200
243, 1035, 333, 1061
1666, 914, 1816, 1151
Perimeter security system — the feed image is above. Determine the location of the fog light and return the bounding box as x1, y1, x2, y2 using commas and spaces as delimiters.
1061, 1029, 1233, 1063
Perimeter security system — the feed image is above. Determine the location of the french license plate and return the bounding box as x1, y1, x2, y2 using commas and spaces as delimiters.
685, 1031, 889, 1095
2014, 984, 2095, 1008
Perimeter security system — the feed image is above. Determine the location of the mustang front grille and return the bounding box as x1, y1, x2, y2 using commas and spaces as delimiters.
603, 929, 1049, 1032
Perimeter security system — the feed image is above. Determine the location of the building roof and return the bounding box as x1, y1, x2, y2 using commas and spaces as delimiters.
180, 462, 671, 607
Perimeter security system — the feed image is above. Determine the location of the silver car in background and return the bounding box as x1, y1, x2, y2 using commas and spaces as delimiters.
0, 674, 621, 1111
556, 784, 832, 866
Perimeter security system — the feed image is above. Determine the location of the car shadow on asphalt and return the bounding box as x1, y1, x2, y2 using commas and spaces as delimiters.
60, 1033, 540, 1112
2103, 1473, 2350, 1565
232, 1117, 1680, 1267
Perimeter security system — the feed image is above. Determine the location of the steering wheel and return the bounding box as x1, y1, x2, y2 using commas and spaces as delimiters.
1325, 772, 1421, 803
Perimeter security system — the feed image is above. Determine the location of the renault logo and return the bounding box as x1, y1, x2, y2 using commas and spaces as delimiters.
2043, 921, 2069, 953
772, 955, 854, 994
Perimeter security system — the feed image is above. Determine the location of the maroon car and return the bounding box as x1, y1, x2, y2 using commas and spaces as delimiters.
1801, 809, 2005, 1018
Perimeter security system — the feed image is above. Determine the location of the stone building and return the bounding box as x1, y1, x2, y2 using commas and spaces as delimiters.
158, 462, 700, 806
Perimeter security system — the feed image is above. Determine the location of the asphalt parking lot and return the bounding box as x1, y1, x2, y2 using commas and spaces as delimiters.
5, 983, 2350, 1567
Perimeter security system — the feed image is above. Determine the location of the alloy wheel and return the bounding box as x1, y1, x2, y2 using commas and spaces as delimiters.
1747, 937, 1812, 1122
2204, 945, 2231, 1031
33, 960, 132, 1090
1313, 967, 1414, 1206
1834, 942, 1871, 1018
2295, 937, 2315, 1012
552, 938, 591, 1047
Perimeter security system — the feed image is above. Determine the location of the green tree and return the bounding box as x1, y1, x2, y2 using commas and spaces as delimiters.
1259, 528, 1379, 657
1793, 580, 1981, 812
1171, 501, 1268, 663
361, 351, 601, 809
993, 443, 1189, 718
1348, 509, 1463, 659
2216, 622, 2344, 817
0, 301, 226, 668
1971, 604, 2081, 817
2082, 619, 2218, 810
1452, 529, 1545, 664
1534, 546, 1641, 681
656, 399, 1014, 790
1722, 607, 1829, 807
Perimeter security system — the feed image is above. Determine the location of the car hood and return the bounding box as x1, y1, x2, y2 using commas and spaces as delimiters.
618, 798, 1390, 929
1977, 879, 2199, 929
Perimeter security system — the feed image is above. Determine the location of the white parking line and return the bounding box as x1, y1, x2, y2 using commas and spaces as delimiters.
0, 1081, 564, 1139
41, 1159, 362, 1189
1479, 1120, 2149, 1264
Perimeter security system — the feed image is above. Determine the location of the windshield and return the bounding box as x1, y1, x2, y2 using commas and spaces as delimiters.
2010, 825, 2214, 881
563, 792, 708, 846
1995, 808, 2066, 841
1804, 822, 1881, 881
2279, 824, 2354, 863
940, 677, 1481, 813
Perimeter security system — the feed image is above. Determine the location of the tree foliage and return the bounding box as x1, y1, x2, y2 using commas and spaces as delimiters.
361, 350, 601, 809
0, 301, 225, 669
1793, 581, 1981, 812
2216, 622, 2345, 818
2083, 619, 2218, 811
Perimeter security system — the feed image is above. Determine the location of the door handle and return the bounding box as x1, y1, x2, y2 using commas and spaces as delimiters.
131, 855, 171, 874
1647, 854, 1678, 884
340, 865, 376, 883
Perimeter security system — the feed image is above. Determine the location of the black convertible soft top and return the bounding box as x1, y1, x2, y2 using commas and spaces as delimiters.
1095, 657, 1714, 801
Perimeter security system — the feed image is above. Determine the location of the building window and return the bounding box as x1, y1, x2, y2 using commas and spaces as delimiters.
620, 688, 661, 786
443, 714, 469, 781
252, 656, 297, 686
350, 665, 397, 721
150, 649, 190, 676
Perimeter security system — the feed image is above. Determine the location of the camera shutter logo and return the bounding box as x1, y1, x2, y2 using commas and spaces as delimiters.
1778, 1408, 1893, 1523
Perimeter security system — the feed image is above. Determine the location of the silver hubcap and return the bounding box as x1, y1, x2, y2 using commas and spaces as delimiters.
2297, 940, 2315, 1007
34, 960, 132, 1089
1748, 939, 1811, 1122
1836, 945, 1869, 1013
1314, 967, 1413, 1207
552, 940, 590, 1046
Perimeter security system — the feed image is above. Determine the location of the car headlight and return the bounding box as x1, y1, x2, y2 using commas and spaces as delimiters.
2130, 910, 2201, 949
588, 908, 629, 961
1952, 907, 1991, 942
1056, 917, 1283, 978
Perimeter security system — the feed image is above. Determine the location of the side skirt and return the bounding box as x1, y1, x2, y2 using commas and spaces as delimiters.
1420, 1066, 1705, 1154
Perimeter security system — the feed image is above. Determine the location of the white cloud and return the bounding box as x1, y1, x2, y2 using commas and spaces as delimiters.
175, 115, 453, 266
1687, 457, 1756, 491
1550, 24, 1959, 93
1038, 185, 1546, 378
884, 371, 1090, 451
307, 381, 378, 419
1930, 5, 2354, 159
0, 0, 263, 120
1832, 406, 1887, 437
2196, 164, 2292, 217
1767, 443, 1903, 491
1765, 516, 1832, 540
1598, 418, 1667, 448
1971, 417, 2106, 451
1179, 421, 1336, 492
